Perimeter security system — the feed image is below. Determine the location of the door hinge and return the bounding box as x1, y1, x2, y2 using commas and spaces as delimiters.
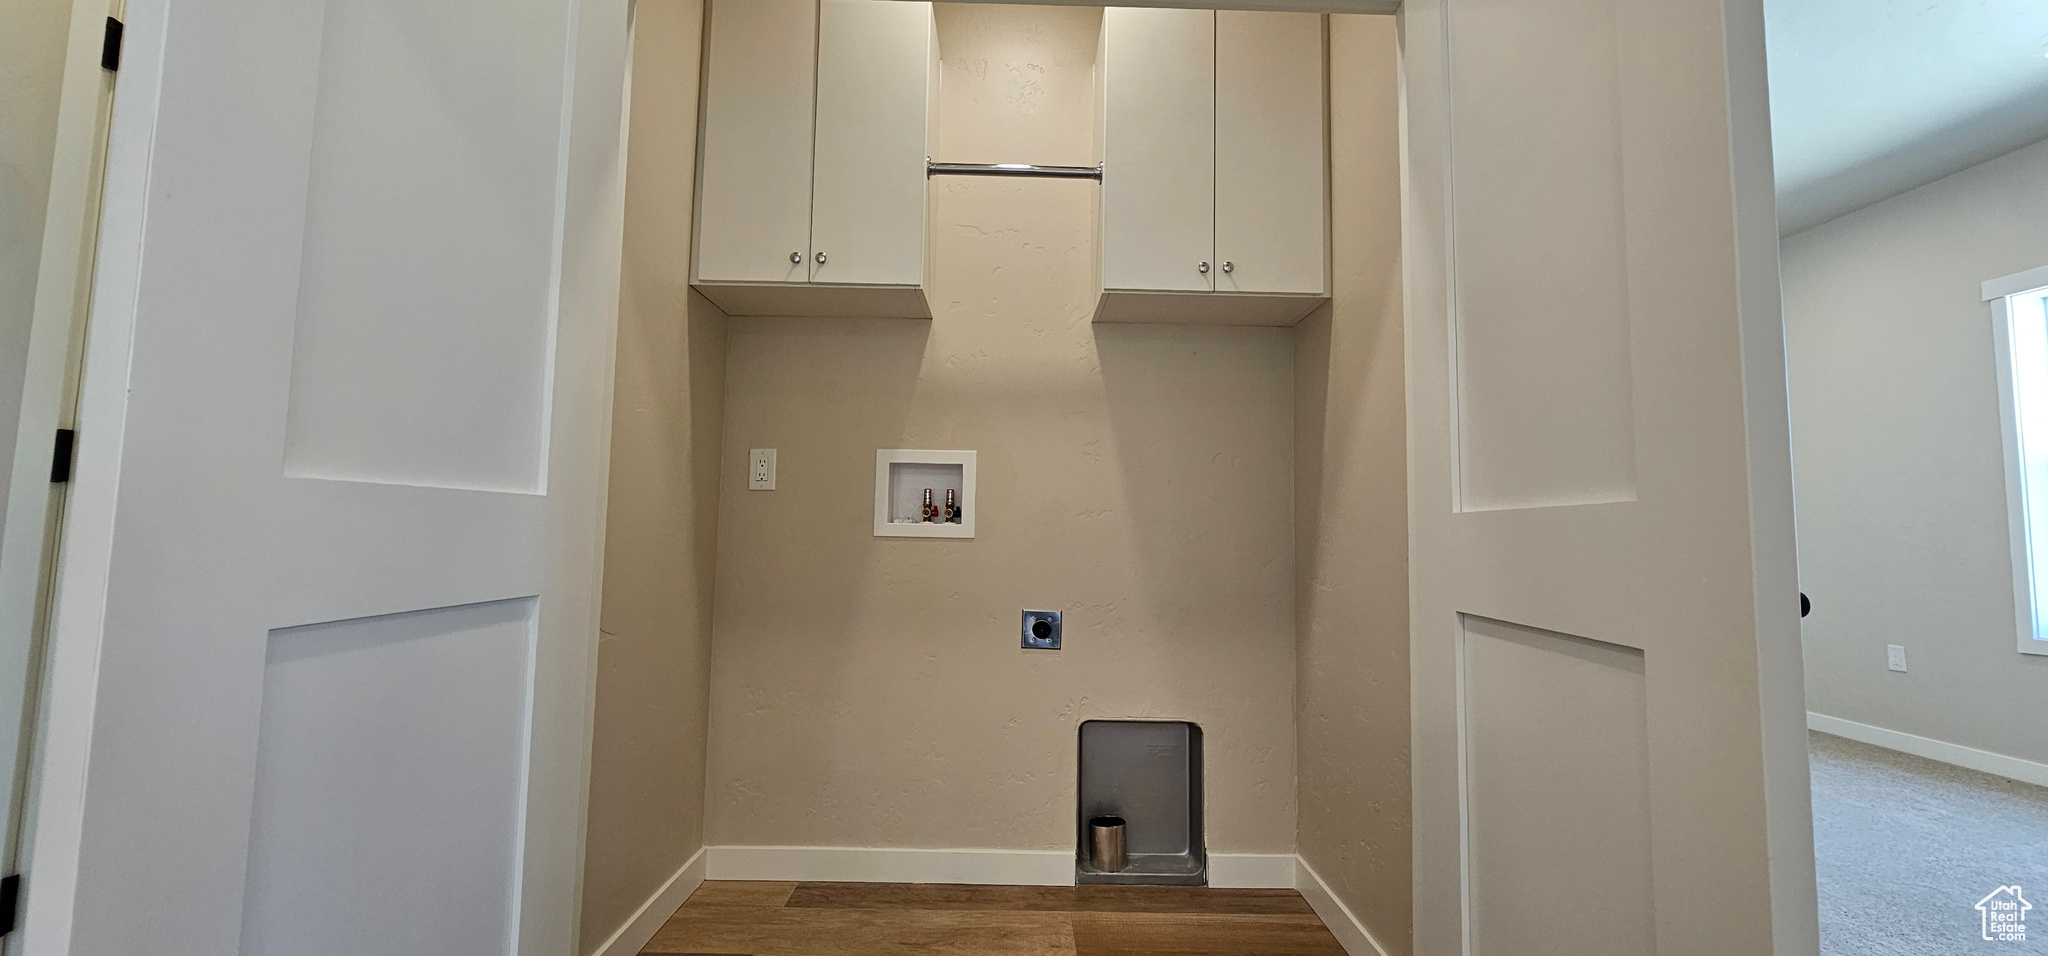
101, 16, 123, 71
50, 428, 75, 483
0, 873, 20, 935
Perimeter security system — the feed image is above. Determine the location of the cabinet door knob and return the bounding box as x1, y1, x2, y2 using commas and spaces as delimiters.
816, 252, 827, 265
1198, 261, 1210, 274
790, 252, 802, 264
1221, 261, 1234, 274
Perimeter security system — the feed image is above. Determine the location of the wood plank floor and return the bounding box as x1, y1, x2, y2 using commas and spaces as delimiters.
641, 881, 1349, 956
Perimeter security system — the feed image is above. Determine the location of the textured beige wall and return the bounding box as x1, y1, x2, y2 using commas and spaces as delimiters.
929, 3, 1100, 168
1294, 14, 1409, 953
703, 3, 1298, 855
581, 2, 727, 952
1785, 136, 2048, 766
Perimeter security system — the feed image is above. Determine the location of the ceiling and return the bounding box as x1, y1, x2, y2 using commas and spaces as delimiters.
1767, 0, 2048, 233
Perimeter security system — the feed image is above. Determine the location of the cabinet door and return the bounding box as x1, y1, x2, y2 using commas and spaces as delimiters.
1102, 7, 1214, 293
695, 0, 816, 285
1215, 11, 1326, 295
809, 0, 931, 287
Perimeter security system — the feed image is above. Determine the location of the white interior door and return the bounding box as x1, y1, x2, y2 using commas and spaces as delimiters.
23, 0, 628, 952
808, 0, 930, 288
694, 0, 817, 286
1403, 0, 1818, 953
1101, 6, 1214, 294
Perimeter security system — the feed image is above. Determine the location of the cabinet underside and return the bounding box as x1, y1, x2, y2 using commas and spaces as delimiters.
694, 282, 932, 319
1094, 290, 1328, 327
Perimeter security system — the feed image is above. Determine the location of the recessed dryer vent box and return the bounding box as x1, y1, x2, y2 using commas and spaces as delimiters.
1077, 719, 1205, 885
874, 449, 975, 538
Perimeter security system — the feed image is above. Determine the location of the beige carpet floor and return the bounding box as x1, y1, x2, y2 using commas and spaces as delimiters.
1812, 731, 2048, 954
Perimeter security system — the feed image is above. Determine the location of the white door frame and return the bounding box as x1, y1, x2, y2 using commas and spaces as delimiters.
18, 0, 160, 938
20, 0, 631, 951
1984, 265, 2048, 656
0, 0, 123, 921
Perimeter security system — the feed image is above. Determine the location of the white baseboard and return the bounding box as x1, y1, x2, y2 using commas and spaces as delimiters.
702, 845, 1299, 889
591, 845, 705, 956
1294, 857, 1393, 956
1809, 712, 2048, 788
1208, 853, 1296, 888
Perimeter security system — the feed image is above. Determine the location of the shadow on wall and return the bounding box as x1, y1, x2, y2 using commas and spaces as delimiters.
708, 312, 931, 840
1289, 12, 1411, 954
1095, 320, 1297, 845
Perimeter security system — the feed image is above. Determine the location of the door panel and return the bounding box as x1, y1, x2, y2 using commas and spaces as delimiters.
695, 0, 815, 285
240, 600, 535, 955
1445, 0, 1633, 512
1101, 7, 1213, 293
23, 0, 627, 951
1464, 616, 1653, 956
809, 0, 930, 287
1403, 0, 1817, 952
284, 0, 563, 492
1214, 11, 1325, 296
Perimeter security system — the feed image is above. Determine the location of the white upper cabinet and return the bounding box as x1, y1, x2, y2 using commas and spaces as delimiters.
693, 0, 933, 318
811, 0, 932, 289
1099, 8, 1329, 326
1101, 7, 1215, 295
695, 0, 816, 287
1215, 11, 1326, 298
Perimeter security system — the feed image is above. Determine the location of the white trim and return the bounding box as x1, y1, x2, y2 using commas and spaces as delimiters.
590, 846, 705, 956
1991, 294, 2034, 657
22, 0, 164, 946
873, 449, 977, 538
1987, 279, 2048, 656
1808, 712, 2048, 788
5, 0, 119, 941
700, 845, 1299, 889
1983, 264, 2048, 303
1294, 857, 1393, 956
707, 845, 1072, 885
1207, 853, 1296, 888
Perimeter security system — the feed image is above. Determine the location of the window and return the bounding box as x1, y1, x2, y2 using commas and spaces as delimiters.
1986, 265, 2048, 654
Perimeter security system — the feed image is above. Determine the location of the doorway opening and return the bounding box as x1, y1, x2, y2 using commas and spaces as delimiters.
585, 2, 1400, 954
1773, 1, 2048, 940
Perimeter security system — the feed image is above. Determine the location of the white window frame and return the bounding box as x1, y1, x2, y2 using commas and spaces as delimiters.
1985, 264, 2048, 655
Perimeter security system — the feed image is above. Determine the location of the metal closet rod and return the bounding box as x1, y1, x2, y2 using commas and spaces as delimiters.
926, 160, 1103, 180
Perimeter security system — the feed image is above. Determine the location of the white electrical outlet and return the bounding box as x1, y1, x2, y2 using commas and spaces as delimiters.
748, 448, 776, 490
1887, 644, 1907, 672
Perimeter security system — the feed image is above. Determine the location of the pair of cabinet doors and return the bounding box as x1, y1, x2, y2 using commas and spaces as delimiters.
692, 2, 1327, 324
692, 0, 931, 312
1102, 8, 1329, 303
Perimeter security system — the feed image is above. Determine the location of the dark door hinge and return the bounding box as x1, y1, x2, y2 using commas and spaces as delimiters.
101, 17, 123, 71
0, 873, 20, 935
50, 428, 75, 483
